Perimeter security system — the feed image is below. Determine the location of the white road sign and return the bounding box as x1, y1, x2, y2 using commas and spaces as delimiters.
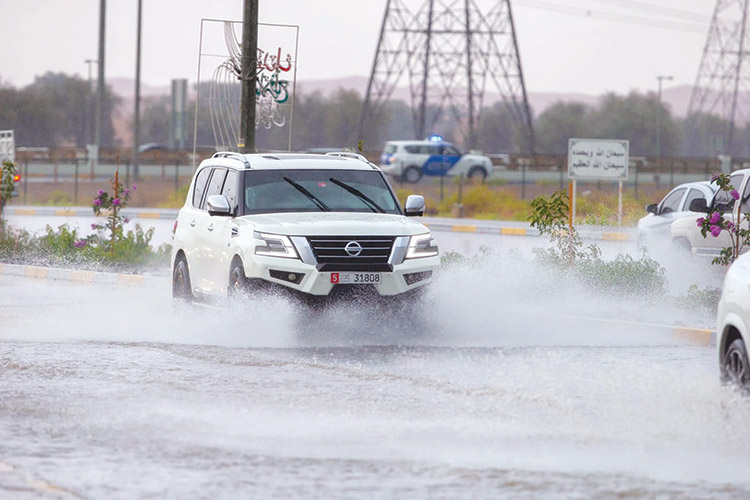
568, 138, 629, 180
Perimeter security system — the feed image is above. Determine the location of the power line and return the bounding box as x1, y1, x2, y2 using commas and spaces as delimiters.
515, 0, 709, 33
589, 0, 710, 24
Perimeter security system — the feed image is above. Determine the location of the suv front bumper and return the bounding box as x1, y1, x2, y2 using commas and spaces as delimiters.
244, 254, 439, 296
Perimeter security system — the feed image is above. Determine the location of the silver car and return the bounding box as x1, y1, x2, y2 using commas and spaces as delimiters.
636, 181, 717, 246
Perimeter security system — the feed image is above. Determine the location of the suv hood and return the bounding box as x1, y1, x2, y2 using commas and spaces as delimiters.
237, 212, 430, 236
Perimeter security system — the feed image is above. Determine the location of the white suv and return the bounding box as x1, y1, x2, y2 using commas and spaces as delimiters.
379, 139, 494, 183
171, 152, 440, 302
717, 251, 750, 389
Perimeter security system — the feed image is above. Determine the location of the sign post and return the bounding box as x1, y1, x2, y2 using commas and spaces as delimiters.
568, 138, 629, 226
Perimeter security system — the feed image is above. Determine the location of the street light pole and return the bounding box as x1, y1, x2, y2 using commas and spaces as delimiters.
84, 59, 97, 146
239, 0, 258, 153
656, 75, 673, 162
132, 0, 143, 181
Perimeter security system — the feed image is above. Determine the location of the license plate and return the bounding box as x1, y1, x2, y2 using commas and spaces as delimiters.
330, 272, 381, 284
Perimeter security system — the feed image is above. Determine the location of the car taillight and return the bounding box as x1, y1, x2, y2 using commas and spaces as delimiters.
13, 174, 20, 182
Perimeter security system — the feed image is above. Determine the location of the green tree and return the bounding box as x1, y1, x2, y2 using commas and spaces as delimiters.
535, 102, 594, 154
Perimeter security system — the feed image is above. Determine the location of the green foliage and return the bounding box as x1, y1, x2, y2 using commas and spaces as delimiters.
536, 102, 594, 154
675, 284, 722, 312
529, 189, 666, 295
92, 176, 137, 254
1, 160, 17, 207
0, 221, 170, 270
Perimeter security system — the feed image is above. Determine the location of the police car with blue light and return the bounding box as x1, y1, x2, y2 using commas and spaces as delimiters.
379, 136, 494, 183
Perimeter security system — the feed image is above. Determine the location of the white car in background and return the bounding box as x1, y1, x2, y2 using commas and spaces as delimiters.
670, 169, 750, 255
636, 181, 717, 246
379, 136, 494, 183
171, 152, 440, 303
717, 251, 750, 390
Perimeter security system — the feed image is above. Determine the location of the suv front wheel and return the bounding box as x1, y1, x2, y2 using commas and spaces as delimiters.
468, 166, 487, 182
228, 259, 249, 296
722, 337, 750, 390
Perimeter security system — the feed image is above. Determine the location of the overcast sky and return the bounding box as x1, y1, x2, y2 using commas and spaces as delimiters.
0, 0, 713, 95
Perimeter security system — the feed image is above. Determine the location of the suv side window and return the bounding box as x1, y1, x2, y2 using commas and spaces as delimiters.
742, 175, 750, 213
201, 168, 227, 210
714, 173, 744, 212
442, 146, 460, 156
659, 188, 685, 214
222, 170, 239, 214
192, 167, 212, 208
404, 145, 420, 154
684, 188, 705, 211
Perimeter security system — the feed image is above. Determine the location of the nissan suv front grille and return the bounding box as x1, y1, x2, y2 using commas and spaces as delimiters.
307, 236, 395, 264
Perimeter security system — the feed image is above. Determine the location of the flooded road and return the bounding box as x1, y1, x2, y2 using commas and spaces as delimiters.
0, 253, 746, 499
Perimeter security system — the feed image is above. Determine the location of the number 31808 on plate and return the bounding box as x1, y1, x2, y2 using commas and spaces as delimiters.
330, 272, 382, 284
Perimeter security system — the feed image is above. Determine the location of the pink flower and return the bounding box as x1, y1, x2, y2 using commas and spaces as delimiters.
710, 211, 721, 224
112, 198, 121, 206
124, 217, 130, 223
124, 189, 130, 196
74, 240, 87, 248
731, 189, 740, 200
98, 190, 104, 196
728, 222, 736, 233
132, 184, 138, 191
90, 223, 97, 230
710, 225, 722, 237
93, 199, 101, 206
696, 217, 705, 227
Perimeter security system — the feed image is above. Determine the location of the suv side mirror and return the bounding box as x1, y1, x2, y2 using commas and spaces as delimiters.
646, 203, 658, 214
689, 198, 709, 213
404, 195, 425, 217
206, 194, 231, 216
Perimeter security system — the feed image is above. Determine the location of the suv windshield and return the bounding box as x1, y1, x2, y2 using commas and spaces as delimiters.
244, 169, 401, 215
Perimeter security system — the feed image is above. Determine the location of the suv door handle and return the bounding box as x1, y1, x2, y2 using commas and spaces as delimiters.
189, 219, 196, 227
207, 223, 214, 232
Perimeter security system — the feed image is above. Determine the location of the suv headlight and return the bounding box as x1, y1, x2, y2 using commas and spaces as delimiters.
405, 233, 438, 259
253, 231, 299, 259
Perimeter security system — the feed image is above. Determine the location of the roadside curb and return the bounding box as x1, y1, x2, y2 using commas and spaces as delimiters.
6, 206, 635, 241
4, 206, 177, 220
0, 263, 168, 288
561, 315, 716, 346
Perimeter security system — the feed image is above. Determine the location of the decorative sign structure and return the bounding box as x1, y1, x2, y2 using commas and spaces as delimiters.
568, 138, 629, 180
567, 138, 630, 226
194, 19, 299, 160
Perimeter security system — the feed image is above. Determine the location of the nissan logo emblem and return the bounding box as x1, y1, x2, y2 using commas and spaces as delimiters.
344, 241, 363, 257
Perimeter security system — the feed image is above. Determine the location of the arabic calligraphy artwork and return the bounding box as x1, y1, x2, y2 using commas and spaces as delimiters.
206, 20, 298, 151
567, 139, 629, 180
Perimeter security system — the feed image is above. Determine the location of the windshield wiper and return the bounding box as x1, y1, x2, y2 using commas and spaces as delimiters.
283, 177, 330, 212
328, 177, 386, 213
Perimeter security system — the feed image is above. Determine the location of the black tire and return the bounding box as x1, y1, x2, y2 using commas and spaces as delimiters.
467, 166, 487, 182
172, 257, 193, 301
228, 259, 248, 296
721, 338, 750, 390
403, 166, 422, 184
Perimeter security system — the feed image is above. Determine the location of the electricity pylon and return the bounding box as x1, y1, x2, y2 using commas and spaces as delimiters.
688, 0, 750, 155
359, 0, 535, 152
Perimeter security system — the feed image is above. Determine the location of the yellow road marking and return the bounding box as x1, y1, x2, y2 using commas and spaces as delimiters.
13, 208, 36, 216
451, 224, 477, 233
136, 211, 161, 219
54, 209, 76, 216
70, 270, 95, 284
602, 232, 630, 241
674, 327, 714, 345
24, 267, 49, 279
501, 227, 527, 236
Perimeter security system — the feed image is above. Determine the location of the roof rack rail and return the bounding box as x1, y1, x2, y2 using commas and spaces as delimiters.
325, 151, 367, 162
324, 151, 378, 170
212, 151, 251, 168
